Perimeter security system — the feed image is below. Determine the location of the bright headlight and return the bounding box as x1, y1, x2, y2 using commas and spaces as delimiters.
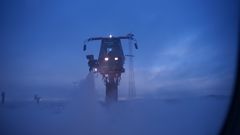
104, 57, 109, 61
114, 57, 119, 61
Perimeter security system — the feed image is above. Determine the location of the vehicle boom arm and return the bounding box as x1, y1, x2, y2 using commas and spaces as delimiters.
83, 33, 138, 51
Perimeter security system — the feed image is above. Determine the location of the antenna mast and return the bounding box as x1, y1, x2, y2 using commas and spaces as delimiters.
127, 39, 136, 98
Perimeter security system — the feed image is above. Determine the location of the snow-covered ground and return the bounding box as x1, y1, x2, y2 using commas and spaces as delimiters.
1, 95, 230, 135
1, 74, 231, 135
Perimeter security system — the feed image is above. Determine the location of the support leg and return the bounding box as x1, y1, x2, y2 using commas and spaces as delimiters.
105, 81, 118, 103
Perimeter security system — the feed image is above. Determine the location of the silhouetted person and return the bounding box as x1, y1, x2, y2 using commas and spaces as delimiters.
1, 92, 5, 104
34, 94, 41, 104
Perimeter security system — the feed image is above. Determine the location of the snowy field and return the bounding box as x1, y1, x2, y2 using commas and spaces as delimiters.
1, 74, 231, 135
1, 94, 230, 135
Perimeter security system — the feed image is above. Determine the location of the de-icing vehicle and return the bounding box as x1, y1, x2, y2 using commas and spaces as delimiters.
83, 33, 138, 102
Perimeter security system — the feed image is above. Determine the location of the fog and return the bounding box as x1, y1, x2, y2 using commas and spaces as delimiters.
1, 72, 231, 135
1, 0, 239, 134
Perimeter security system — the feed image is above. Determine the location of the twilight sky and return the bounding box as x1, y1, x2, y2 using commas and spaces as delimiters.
0, 0, 239, 98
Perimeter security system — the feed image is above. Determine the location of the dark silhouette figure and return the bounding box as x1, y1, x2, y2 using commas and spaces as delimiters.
34, 94, 41, 104
1, 92, 5, 104
83, 34, 138, 103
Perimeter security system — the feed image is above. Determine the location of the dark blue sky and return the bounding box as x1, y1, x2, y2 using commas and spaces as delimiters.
0, 0, 239, 97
